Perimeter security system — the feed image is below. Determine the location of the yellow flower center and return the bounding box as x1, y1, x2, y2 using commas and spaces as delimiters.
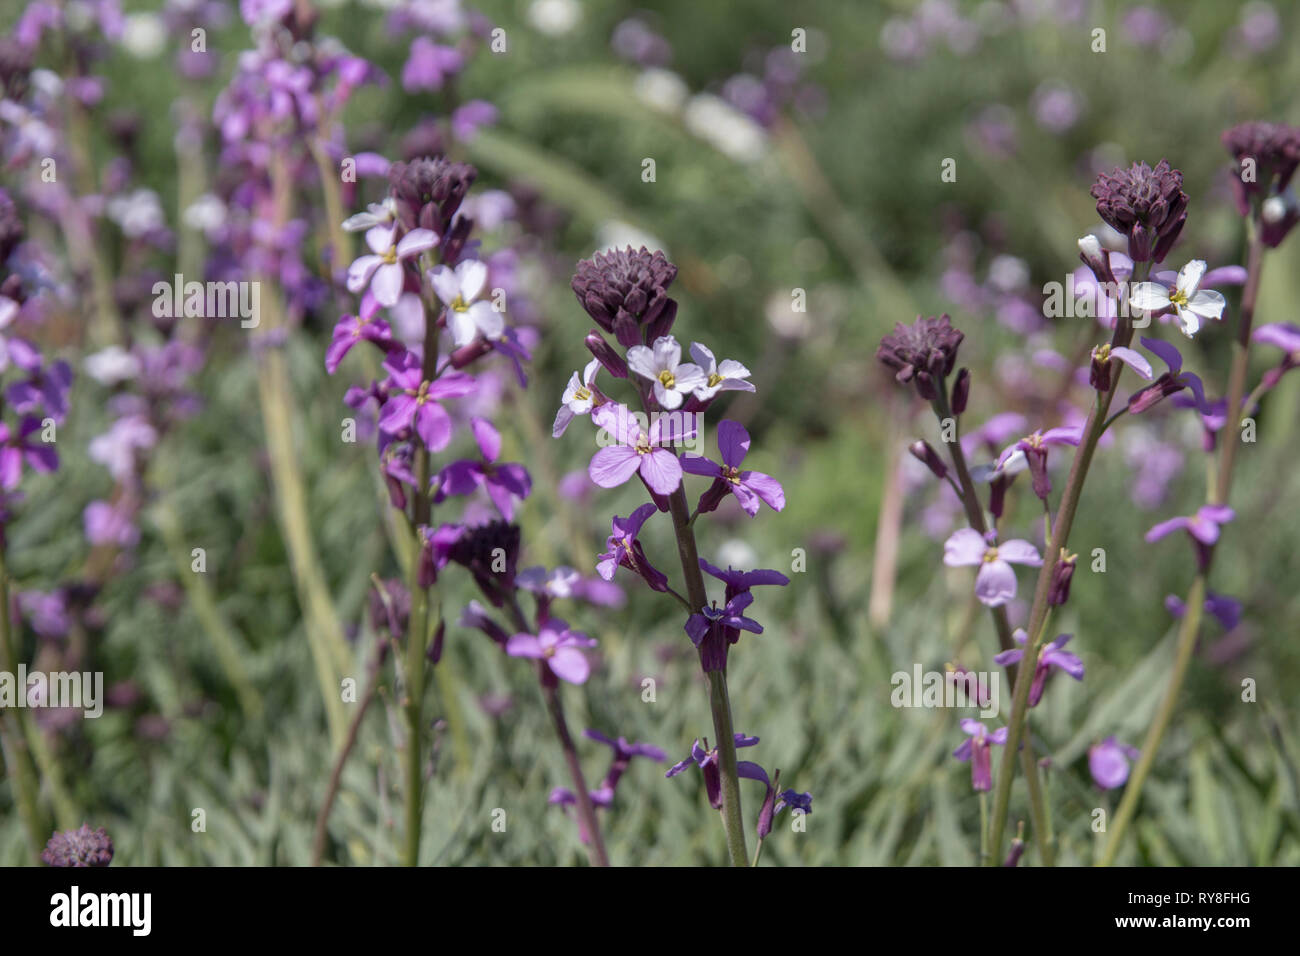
725, 466, 741, 484
1093, 344, 1111, 362
574, 386, 591, 402
983, 547, 999, 563
635, 434, 653, 456
707, 372, 723, 388
1168, 287, 1189, 308
381, 247, 398, 265
450, 295, 469, 312
658, 369, 676, 389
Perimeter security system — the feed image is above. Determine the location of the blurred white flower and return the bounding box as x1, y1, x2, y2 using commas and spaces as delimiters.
84, 346, 141, 386
683, 94, 766, 164
121, 14, 166, 59
634, 69, 688, 114
528, 0, 581, 36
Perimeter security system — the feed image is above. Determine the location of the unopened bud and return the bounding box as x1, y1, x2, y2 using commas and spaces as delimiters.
950, 367, 970, 414
909, 440, 948, 480
585, 329, 628, 378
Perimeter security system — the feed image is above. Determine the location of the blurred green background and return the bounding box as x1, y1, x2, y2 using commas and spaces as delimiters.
3, 0, 1299, 865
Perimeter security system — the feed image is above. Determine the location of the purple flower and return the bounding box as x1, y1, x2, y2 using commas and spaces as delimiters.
876, 313, 963, 400
434, 418, 531, 520
41, 824, 114, 867
0, 416, 58, 489
584, 727, 665, 803
84, 500, 139, 548
346, 226, 439, 308
1146, 504, 1235, 546
995, 426, 1083, 500
943, 528, 1042, 607
1089, 736, 1139, 789
378, 355, 477, 451
326, 292, 394, 373
506, 624, 598, 685
1089, 342, 1153, 392
682, 419, 785, 517
596, 502, 668, 592
626, 335, 706, 410
776, 789, 813, 816
401, 37, 464, 92
993, 629, 1085, 707
588, 403, 685, 496
1089, 160, 1187, 263
685, 592, 763, 644
1165, 591, 1242, 632
451, 100, 498, 141
552, 358, 602, 438
1127, 337, 1211, 415
953, 719, 1007, 791
7, 359, 72, 423
666, 733, 760, 809
430, 259, 503, 348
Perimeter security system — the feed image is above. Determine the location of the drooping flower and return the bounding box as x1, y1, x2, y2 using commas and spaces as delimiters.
505, 624, 597, 685
993, 629, 1085, 707
584, 728, 666, 803
1128, 260, 1227, 338
665, 733, 760, 809
1164, 591, 1242, 631
876, 314, 963, 400
41, 824, 114, 867
1127, 337, 1212, 415
943, 528, 1042, 607
994, 426, 1083, 500
688, 342, 754, 401
588, 402, 686, 496
430, 259, 504, 348
952, 719, 1008, 791
682, 419, 785, 516
596, 502, 668, 591
552, 358, 602, 438
378, 354, 477, 451
626, 335, 706, 410
1090, 159, 1188, 262
1089, 342, 1153, 392
1146, 504, 1235, 546
1089, 736, 1139, 789
434, 417, 531, 520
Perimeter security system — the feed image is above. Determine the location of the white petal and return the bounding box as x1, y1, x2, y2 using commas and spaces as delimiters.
655, 381, 682, 409
688, 341, 717, 373
561, 372, 582, 404
1187, 289, 1225, 321
396, 228, 438, 259
1128, 282, 1172, 313
1175, 259, 1206, 297
651, 334, 681, 371
1176, 306, 1200, 338
346, 255, 383, 293
429, 265, 460, 307
671, 362, 707, 392
365, 224, 396, 255
716, 358, 751, 380
582, 358, 602, 385
470, 301, 504, 339
457, 259, 489, 301
448, 310, 477, 347
626, 345, 658, 381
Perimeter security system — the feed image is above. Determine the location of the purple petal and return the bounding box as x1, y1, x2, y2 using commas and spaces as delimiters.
589, 446, 642, 488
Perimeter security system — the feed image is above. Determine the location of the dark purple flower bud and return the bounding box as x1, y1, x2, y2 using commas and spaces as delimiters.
449, 338, 494, 368
950, 367, 970, 414
570, 247, 678, 339
427, 619, 446, 664
1077, 234, 1116, 286
1221, 121, 1300, 218
909, 440, 948, 480
388, 156, 476, 234
1089, 160, 1188, 263
1048, 549, 1076, 606
876, 314, 964, 399
989, 473, 1011, 520
0, 188, 24, 264
585, 329, 629, 378
1002, 823, 1026, 867
0, 38, 33, 103
756, 768, 780, 839
42, 825, 114, 867
447, 520, 520, 604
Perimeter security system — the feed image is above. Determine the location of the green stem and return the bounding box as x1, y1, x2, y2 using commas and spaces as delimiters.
667, 488, 749, 865
0, 543, 46, 861
1214, 229, 1265, 506
1098, 574, 1206, 866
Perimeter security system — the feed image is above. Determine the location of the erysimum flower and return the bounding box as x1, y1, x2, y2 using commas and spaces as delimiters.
1090, 159, 1187, 263
1128, 260, 1227, 338
1089, 736, 1139, 789
588, 403, 686, 495
1127, 337, 1211, 414
596, 502, 668, 591
876, 313, 963, 400
952, 719, 1007, 791
682, 419, 785, 516
943, 528, 1042, 607
688, 342, 754, 401
325, 292, 393, 373
665, 733, 760, 809
41, 824, 114, 867
552, 358, 602, 437
430, 259, 503, 348
1146, 504, 1235, 546
378, 354, 477, 451
346, 225, 439, 307
506, 623, 597, 685
993, 629, 1085, 707
994, 426, 1083, 500
434, 417, 531, 520
626, 334, 706, 410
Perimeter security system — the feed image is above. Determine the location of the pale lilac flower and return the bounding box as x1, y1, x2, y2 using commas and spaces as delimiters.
588, 403, 685, 495
626, 334, 706, 410
994, 426, 1083, 499
1146, 504, 1235, 546
84, 500, 139, 548
1089, 736, 1139, 789
1128, 337, 1211, 414
552, 358, 602, 438
346, 226, 439, 308
943, 528, 1042, 607
378, 357, 477, 451
326, 293, 394, 373
505, 624, 597, 685
953, 719, 1008, 791
596, 502, 667, 591
1129, 260, 1227, 338
434, 418, 531, 520
401, 37, 463, 92
86, 416, 155, 483
451, 100, 498, 141
993, 628, 1085, 707
682, 419, 784, 516
341, 198, 396, 233
688, 342, 754, 400
430, 259, 503, 348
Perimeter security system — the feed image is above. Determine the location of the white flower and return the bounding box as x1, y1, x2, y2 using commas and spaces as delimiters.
341, 198, 396, 233
688, 342, 755, 400
552, 359, 601, 437
527, 0, 581, 36
84, 346, 141, 386
346, 226, 438, 307
106, 189, 164, 239
626, 335, 707, 410
430, 259, 503, 347
1128, 259, 1226, 338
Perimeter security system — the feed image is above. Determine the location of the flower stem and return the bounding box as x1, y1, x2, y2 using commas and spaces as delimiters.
986, 266, 1147, 862
542, 674, 611, 866
1214, 230, 1266, 506
0, 542, 46, 861
1098, 574, 1205, 865
667, 487, 749, 866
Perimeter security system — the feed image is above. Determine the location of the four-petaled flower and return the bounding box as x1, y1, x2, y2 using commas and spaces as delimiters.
688, 342, 755, 401
943, 528, 1042, 607
506, 624, 598, 685
993, 629, 1085, 707
682, 419, 785, 516
1129, 260, 1227, 338
430, 259, 504, 348
596, 502, 668, 591
1089, 736, 1139, 790
666, 733, 760, 808
434, 417, 531, 520
1146, 504, 1235, 546
552, 358, 602, 438
378, 354, 477, 451
995, 426, 1083, 500
1128, 337, 1211, 414
588, 402, 686, 495
626, 334, 706, 410
953, 719, 1008, 792
326, 292, 394, 373
347, 225, 439, 307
